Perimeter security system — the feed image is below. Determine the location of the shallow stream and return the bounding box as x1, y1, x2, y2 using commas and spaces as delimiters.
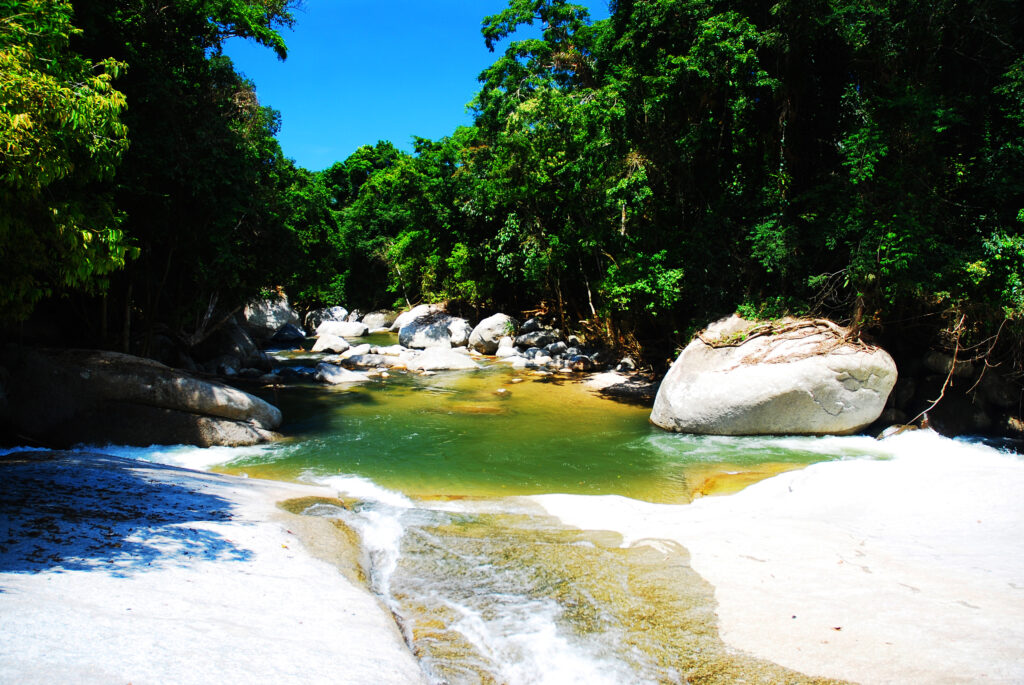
113, 336, 906, 683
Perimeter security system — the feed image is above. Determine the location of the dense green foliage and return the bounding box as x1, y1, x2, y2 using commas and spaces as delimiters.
2, 0, 1022, 371
0, 0, 132, 320
306, 0, 1024, 365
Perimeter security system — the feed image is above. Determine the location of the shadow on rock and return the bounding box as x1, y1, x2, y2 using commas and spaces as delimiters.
0, 451, 252, 578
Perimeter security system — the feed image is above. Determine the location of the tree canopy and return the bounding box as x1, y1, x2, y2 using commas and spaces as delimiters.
2, 0, 1022, 373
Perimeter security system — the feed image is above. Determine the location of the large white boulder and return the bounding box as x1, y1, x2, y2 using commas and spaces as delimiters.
362, 310, 398, 330
311, 335, 351, 354
399, 314, 453, 349
390, 304, 444, 332
305, 306, 348, 331
316, 320, 369, 338
468, 313, 518, 354
651, 316, 897, 435
405, 348, 480, 372
243, 293, 301, 340
1, 349, 282, 447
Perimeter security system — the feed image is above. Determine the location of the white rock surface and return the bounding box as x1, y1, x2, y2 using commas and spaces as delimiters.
311, 334, 351, 354
651, 317, 897, 435
398, 316, 453, 349
243, 294, 301, 339
314, 363, 371, 385
316, 320, 369, 338
532, 430, 1024, 684
469, 314, 518, 354
0, 451, 427, 685
390, 304, 443, 332
405, 347, 480, 371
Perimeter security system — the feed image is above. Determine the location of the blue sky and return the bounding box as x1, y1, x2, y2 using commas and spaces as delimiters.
224, 0, 610, 171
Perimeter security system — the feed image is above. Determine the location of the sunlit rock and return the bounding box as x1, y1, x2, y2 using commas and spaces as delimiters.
469, 314, 519, 354
316, 320, 369, 338
651, 316, 897, 435
311, 335, 350, 354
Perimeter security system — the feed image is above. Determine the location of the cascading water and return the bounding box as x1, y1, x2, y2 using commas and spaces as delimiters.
86, 344, 1020, 683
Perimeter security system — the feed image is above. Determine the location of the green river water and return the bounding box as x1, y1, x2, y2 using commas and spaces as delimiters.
192, 336, 873, 683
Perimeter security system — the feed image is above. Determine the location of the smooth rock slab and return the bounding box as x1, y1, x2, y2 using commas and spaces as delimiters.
405, 348, 480, 372
651, 317, 897, 435
316, 320, 369, 338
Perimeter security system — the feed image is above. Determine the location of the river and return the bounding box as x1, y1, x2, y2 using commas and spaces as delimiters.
98, 337, 1016, 683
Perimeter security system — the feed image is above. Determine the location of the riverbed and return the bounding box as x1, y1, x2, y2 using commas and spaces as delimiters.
7, 339, 1024, 683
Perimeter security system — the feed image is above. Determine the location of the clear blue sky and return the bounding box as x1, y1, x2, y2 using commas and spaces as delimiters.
224, 0, 610, 171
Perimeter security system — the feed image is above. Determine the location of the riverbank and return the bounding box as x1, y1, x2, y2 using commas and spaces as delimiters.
532, 429, 1024, 684
0, 451, 426, 685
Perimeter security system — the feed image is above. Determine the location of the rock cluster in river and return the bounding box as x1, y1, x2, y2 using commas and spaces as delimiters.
253, 303, 622, 385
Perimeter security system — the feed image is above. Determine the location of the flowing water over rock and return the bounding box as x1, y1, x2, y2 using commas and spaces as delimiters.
98, 337, 902, 682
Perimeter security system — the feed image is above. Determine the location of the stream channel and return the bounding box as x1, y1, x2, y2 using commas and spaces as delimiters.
123, 334, 900, 683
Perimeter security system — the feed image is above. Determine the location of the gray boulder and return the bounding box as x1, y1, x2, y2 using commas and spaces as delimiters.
243, 293, 301, 340
515, 330, 560, 349
399, 313, 453, 349
305, 306, 348, 331
520, 317, 542, 334
391, 304, 444, 332
469, 314, 518, 354
316, 320, 369, 338
271, 323, 307, 344
2, 348, 282, 447
311, 335, 351, 354
650, 316, 898, 435
362, 310, 398, 330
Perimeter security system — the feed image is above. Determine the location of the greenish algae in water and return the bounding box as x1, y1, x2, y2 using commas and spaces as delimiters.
223, 363, 876, 504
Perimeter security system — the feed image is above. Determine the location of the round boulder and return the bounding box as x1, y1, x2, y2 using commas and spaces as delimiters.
305, 306, 348, 331
311, 335, 351, 354
469, 314, 518, 354
651, 317, 898, 435
399, 312, 454, 349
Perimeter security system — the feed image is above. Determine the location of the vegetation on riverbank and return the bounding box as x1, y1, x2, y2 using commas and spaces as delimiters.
2, 0, 1023, 376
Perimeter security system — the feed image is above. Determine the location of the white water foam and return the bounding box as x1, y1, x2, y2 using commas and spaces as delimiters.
448, 597, 666, 685
79, 442, 293, 472
303, 474, 416, 598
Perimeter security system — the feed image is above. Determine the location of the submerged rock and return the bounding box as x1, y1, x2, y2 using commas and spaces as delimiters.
314, 363, 371, 385
651, 316, 897, 435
